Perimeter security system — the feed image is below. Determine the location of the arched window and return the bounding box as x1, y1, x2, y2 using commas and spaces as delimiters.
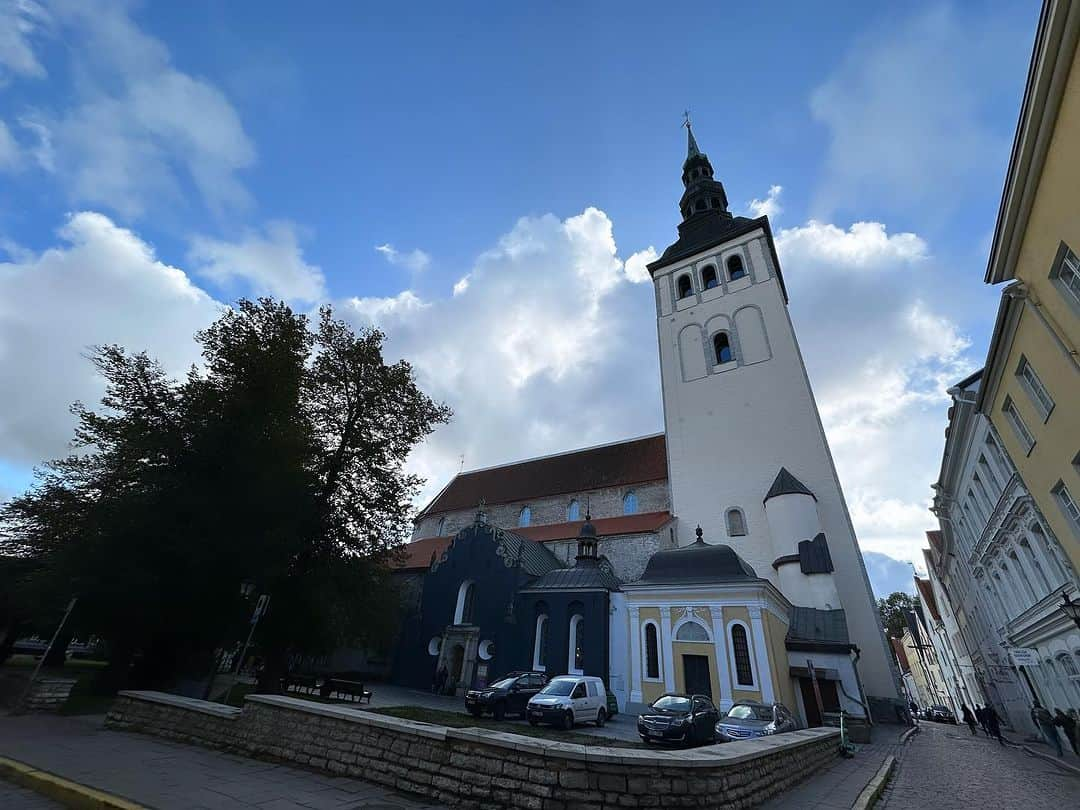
623, 491, 638, 515
701, 265, 718, 289
644, 622, 660, 679
727, 254, 746, 281
567, 500, 581, 521
675, 621, 709, 642
436, 516, 446, 535
1057, 652, 1080, 704
730, 623, 754, 686
533, 614, 548, 671
677, 274, 693, 299
695, 199, 706, 211
518, 506, 532, 527
710, 197, 721, 209
726, 508, 747, 537
569, 614, 585, 674
713, 332, 733, 364
454, 580, 476, 625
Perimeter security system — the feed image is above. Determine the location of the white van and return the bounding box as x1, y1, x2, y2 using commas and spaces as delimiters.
526, 675, 607, 729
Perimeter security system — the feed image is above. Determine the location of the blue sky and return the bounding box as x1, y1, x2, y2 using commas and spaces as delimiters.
0, 1, 1039, 597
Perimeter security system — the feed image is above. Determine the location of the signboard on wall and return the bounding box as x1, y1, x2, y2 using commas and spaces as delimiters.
1007, 648, 1039, 667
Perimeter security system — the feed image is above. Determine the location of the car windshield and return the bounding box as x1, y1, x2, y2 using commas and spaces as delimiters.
539, 678, 577, 696
489, 677, 518, 690
726, 704, 772, 721
651, 695, 691, 712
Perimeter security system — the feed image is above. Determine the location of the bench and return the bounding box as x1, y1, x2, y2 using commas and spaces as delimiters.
320, 678, 372, 704
283, 674, 319, 695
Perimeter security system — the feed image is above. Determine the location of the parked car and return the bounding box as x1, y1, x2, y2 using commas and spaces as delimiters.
464, 671, 547, 719
923, 704, 956, 724
526, 675, 607, 730
715, 701, 800, 742
637, 693, 720, 746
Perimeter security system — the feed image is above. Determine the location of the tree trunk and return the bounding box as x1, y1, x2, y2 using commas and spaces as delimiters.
42, 627, 73, 668
257, 647, 288, 694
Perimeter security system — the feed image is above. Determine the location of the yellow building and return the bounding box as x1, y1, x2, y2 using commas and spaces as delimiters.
980, 0, 1080, 573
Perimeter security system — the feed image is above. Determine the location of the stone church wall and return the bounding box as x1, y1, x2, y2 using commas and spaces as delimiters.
544, 530, 676, 583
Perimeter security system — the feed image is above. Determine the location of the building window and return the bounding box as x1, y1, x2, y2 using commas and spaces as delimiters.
569, 614, 585, 674
677, 274, 693, 299
566, 499, 581, 521
713, 332, 733, 364
454, 580, 476, 625
675, 621, 709, 642
1059, 652, 1080, 704
1053, 481, 1080, 534
1016, 357, 1055, 420
730, 623, 754, 686
518, 506, 532, 527
1049, 242, 1080, 311
726, 508, 747, 537
623, 491, 638, 515
644, 622, 660, 679
436, 516, 446, 535
533, 614, 548, 671
1002, 397, 1036, 454
702, 265, 719, 289
985, 433, 1011, 480
727, 254, 747, 281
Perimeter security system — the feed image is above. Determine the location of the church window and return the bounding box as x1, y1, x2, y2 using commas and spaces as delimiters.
644, 622, 660, 679
569, 614, 585, 674
567, 500, 581, 521
675, 621, 709, 642
713, 332, 733, 364
436, 516, 446, 535
519, 506, 532, 527
677, 274, 693, 299
726, 508, 747, 537
623, 490, 638, 515
454, 580, 477, 625
701, 265, 718, 289
533, 614, 548, 671
727, 254, 747, 281
730, 623, 754, 686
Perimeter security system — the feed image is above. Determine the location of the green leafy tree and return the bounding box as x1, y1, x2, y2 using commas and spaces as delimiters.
877, 591, 916, 639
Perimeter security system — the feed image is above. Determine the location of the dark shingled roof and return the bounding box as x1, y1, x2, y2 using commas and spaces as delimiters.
786, 607, 852, 651
763, 468, 816, 503
648, 213, 764, 270
634, 537, 758, 586
491, 527, 563, 578
797, 533, 834, 575
523, 563, 622, 592
417, 434, 668, 518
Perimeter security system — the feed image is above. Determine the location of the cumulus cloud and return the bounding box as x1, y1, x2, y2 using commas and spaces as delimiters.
375, 243, 431, 273
863, 551, 917, 598
189, 221, 325, 303
0, 211, 221, 466
624, 247, 658, 284
748, 185, 783, 219
3, 1, 255, 217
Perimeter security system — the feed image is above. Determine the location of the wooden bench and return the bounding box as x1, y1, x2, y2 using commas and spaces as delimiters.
321, 678, 372, 703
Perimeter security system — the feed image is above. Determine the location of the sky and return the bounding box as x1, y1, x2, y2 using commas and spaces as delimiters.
0, 1, 1039, 599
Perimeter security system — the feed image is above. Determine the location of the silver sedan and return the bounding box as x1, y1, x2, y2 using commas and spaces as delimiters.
714, 701, 801, 742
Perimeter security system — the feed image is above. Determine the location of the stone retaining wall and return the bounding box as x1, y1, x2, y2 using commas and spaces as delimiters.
22, 677, 78, 712
107, 691, 840, 809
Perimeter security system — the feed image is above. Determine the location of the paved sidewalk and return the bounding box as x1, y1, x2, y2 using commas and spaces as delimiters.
0, 714, 445, 809
0, 779, 62, 809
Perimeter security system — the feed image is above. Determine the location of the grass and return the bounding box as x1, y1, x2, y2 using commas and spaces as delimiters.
368, 705, 639, 748
3, 656, 112, 714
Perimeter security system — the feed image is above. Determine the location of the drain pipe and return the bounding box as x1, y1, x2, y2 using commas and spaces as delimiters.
845, 645, 873, 724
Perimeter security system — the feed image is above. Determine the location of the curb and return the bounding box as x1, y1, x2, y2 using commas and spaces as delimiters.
898, 725, 919, 745
1017, 744, 1080, 778
0, 755, 145, 809
851, 754, 895, 810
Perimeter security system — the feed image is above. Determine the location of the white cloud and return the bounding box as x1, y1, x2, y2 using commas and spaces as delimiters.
624, 246, 658, 284
375, 243, 431, 273
452, 275, 470, 296
345, 289, 428, 322
748, 184, 783, 219
0, 0, 50, 83
189, 221, 325, 304
0, 120, 21, 170
776, 220, 927, 271
0, 211, 221, 466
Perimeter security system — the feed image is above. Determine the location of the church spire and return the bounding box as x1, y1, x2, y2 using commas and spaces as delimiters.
684, 111, 701, 160
677, 117, 730, 222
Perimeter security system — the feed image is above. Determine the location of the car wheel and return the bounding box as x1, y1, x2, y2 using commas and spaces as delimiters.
562, 711, 574, 731
493, 703, 505, 721
595, 708, 606, 727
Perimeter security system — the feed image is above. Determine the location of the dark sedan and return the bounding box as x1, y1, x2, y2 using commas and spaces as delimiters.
714, 701, 800, 742
464, 672, 546, 720
923, 704, 956, 724
637, 693, 719, 746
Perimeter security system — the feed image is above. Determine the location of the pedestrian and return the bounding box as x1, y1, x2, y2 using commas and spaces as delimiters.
434, 665, 448, 695
984, 704, 1005, 746
974, 704, 989, 736
1031, 701, 1063, 757
1053, 709, 1077, 756
961, 704, 978, 736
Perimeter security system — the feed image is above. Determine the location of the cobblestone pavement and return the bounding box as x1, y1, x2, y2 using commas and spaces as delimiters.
0, 780, 63, 809
879, 722, 1079, 809
0, 714, 445, 809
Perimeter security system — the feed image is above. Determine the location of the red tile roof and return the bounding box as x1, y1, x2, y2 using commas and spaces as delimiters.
417, 434, 668, 518
914, 577, 942, 623
394, 535, 451, 571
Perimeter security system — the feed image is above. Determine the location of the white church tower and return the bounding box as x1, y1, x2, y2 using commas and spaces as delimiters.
648, 122, 898, 702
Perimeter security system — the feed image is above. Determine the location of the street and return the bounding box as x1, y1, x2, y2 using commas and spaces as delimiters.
880, 722, 1079, 808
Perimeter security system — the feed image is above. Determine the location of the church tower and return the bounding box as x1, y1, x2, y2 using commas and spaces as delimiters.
649, 122, 898, 701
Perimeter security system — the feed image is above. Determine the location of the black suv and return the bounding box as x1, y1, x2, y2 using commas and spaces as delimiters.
637, 693, 720, 746
464, 672, 547, 720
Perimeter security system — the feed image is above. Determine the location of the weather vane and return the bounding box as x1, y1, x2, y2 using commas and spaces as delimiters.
683, 109, 692, 129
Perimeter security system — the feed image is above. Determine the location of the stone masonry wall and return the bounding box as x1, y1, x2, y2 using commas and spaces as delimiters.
106, 691, 839, 809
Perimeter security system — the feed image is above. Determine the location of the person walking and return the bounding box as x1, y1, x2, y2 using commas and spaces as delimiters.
1031, 701, 1063, 757
984, 704, 1005, 746
1053, 709, 1077, 756
961, 704, 978, 736
974, 704, 989, 736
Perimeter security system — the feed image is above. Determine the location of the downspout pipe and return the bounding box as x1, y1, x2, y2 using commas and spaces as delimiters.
846, 645, 873, 724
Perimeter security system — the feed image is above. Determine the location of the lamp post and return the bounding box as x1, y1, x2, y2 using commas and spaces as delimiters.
1060, 591, 1080, 629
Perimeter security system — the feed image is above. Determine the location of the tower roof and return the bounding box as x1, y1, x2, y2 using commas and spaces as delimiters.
685, 119, 702, 161
764, 467, 816, 502
634, 526, 758, 585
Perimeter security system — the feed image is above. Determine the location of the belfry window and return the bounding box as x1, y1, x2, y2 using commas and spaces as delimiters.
695, 199, 706, 211
713, 332, 733, 364
726, 508, 747, 537
644, 623, 660, 679
702, 265, 718, 289
519, 506, 532, 527
727, 254, 746, 281
623, 490, 638, 515
730, 624, 753, 686
677, 274, 693, 299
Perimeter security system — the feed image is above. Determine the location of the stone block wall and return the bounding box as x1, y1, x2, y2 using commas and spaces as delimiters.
107, 691, 839, 809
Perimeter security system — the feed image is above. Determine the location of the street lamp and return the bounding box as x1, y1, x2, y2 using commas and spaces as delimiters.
1060, 591, 1080, 629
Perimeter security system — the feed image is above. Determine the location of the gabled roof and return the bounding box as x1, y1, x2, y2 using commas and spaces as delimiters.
763, 468, 816, 503
416, 434, 668, 519
914, 577, 942, 623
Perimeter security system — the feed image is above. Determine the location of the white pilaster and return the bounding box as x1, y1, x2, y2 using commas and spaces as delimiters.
710, 606, 733, 711
628, 606, 642, 703
659, 607, 675, 692
748, 605, 774, 703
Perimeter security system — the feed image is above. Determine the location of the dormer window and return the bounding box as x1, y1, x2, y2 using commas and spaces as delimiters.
701, 265, 718, 289
727, 254, 746, 281
677, 274, 693, 299
713, 332, 733, 364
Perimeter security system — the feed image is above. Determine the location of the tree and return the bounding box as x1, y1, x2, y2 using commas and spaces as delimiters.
1, 299, 449, 690
877, 591, 916, 639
